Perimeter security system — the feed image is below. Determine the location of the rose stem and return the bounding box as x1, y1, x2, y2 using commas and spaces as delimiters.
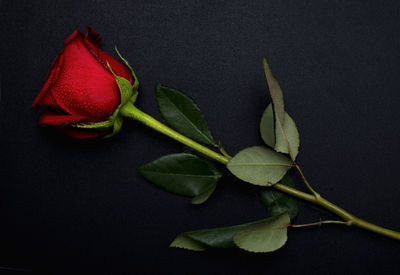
120, 102, 400, 241
290, 220, 349, 228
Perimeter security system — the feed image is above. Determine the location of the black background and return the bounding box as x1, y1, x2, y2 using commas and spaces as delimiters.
1, 0, 400, 274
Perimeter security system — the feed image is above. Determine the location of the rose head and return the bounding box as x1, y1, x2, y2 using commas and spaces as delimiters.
32, 26, 137, 138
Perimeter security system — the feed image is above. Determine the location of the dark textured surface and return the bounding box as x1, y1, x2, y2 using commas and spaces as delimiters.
1, 0, 400, 274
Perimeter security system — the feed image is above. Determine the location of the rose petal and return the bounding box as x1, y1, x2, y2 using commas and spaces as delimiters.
64, 30, 83, 46
48, 32, 121, 118
31, 53, 63, 109
82, 32, 133, 84
56, 126, 109, 139
39, 109, 92, 126
85, 26, 102, 47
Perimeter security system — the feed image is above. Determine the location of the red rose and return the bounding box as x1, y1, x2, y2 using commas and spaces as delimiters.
32, 26, 134, 138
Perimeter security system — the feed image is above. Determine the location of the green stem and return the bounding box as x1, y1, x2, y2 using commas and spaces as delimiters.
294, 163, 320, 198
119, 103, 227, 164
290, 220, 349, 228
273, 184, 400, 240
218, 144, 232, 159
120, 102, 400, 241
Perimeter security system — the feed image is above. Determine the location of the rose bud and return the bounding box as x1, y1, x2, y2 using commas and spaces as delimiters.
31, 26, 138, 138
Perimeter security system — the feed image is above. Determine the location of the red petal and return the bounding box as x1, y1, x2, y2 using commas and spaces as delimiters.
48, 32, 121, 118
87, 46, 133, 84
82, 35, 133, 84
57, 127, 108, 139
85, 26, 102, 47
64, 30, 83, 45
39, 109, 91, 126
31, 53, 63, 109
40, 109, 110, 139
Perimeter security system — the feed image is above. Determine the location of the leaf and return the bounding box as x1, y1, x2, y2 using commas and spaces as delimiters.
259, 174, 298, 218
170, 214, 290, 253
260, 104, 300, 159
171, 218, 264, 250
263, 58, 285, 125
233, 213, 290, 253
156, 84, 215, 146
259, 104, 275, 148
138, 153, 222, 201
175, 224, 247, 249
263, 58, 301, 160
170, 234, 207, 251
191, 182, 217, 205
227, 146, 293, 186
274, 113, 299, 159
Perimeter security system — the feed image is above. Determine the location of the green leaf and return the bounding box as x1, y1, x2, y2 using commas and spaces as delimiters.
263, 58, 302, 161
171, 218, 263, 250
227, 146, 293, 186
170, 214, 290, 252
263, 58, 285, 125
260, 104, 300, 159
156, 84, 215, 146
174, 224, 246, 249
191, 182, 217, 205
275, 113, 299, 159
138, 153, 222, 201
259, 174, 298, 218
170, 234, 207, 251
259, 104, 275, 148
233, 213, 290, 253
